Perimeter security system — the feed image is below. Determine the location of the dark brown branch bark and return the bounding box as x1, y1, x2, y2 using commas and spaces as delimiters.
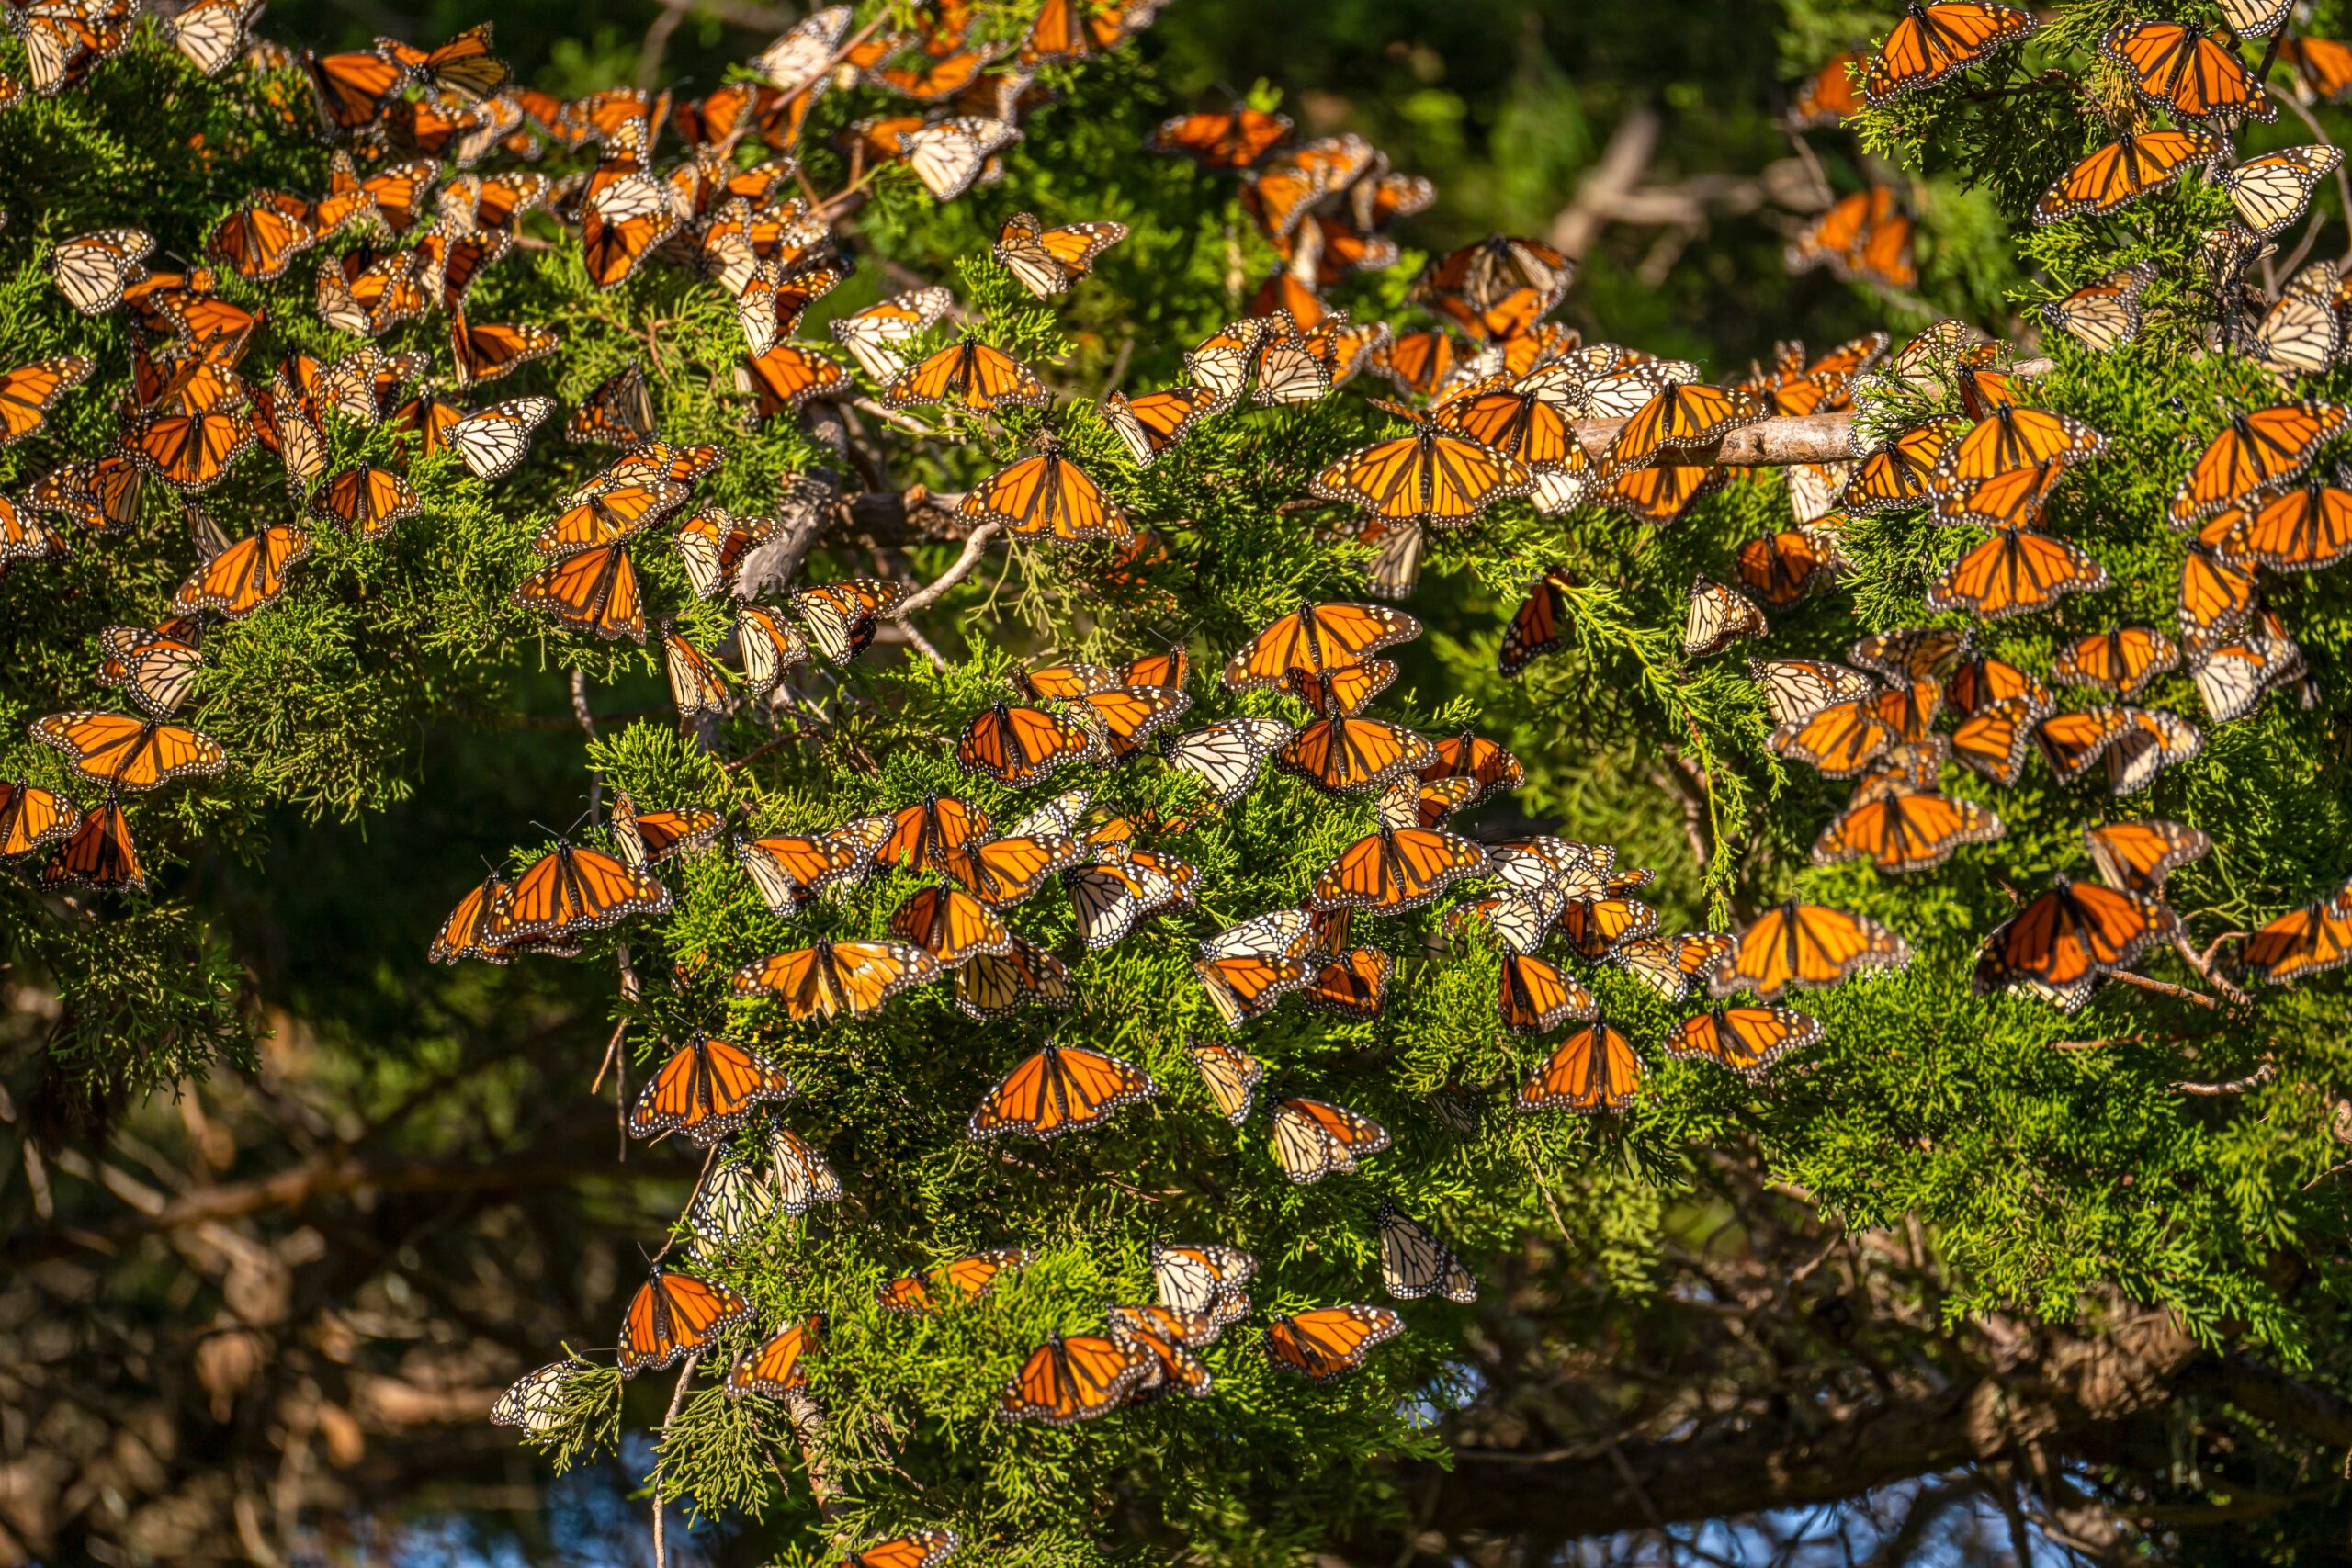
2, 1145, 684, 1264
1377, 1305, 2204, 1560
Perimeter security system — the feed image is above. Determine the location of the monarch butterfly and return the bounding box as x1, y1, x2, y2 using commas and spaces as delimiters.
1271, 1096, 1389, 1182
1370, 1200, 1477, 1304
1308, 826, 1487, 914
1101, 385, 1219, 467
1842, 420, 1961, 513
1385, 774, 1481, 831
954, 937, 1074, 1021
1148, 107, 1294, 167
31, 712, 224, 793
1262, 1304, 1405, 1383
842, 1531, 964, 1568
993, 210, 1127, 299
1194, 909, 1317, 1024
1107, 1303, 1219, 1401
1933, 696, 2029, 786
886, 336, 1049, 411
1713, 900, 1910, 1001
954, 702, 1097, 787
0, 780, 79, 858
1812, 787, 2004, 874
970, 1042, 1158, 1141
828, 287, 956, 381
628, 1034, 796, 1145
888, 883, 1013, 967
683, 1153, 779, 1247
49, 228, 153, 315
961, 443, 1131, 544
617, 1267, 751, 1376
933, 831, 1084, 910
786, 575, 907, 663
304, 464, 418, 543
1664, 1006, 1824, 1078
560, 363, 656, 447
1610, 932, 1736, 1003
874, 1247, 1035, 1320
27, 452, 144, 536
1415, 729, 1525, 808
436, 170, 557, 235
1276, 699, 1435, 796
730, 341, 855, 420
1792, 48, 1865, 125
2086, 819, 2211, 894
40, 794, 142, 893
1749, 658, 1875, 728
1161, 716, 1288, 807
1152, 1240, 1256, 1324
447, 310, 560, 391
1285, 659, 1399, 718
1684, 578, 1767, 660
2222, 145, 2346, 245
1974, 874, 2177, 1011
2218, 0, 2294, 37
2035, 128, 2224, 225
2234, 479, 2352, 572
1930, 457, 2072, 533
1927, 528, 2111, 622
1181, 318, 1268, 409
1000, 1331, 1150, 1423
1493, 951, 1592, 1034
2099, 21, 2272, 122
1514, 1019, 1644, 1113
168, 521, 307, 621
1863, 4, 2036, 105
1600, 381, 1770, 479
2234, 882, 2352, 983
0, 357, 91, 446
206, 189, 316, 281
537, 479, 684, 561
1247, 315, 1333, 405
1308, 400, 1532, 525
2039, 705, 2203, 795
879, 793, 992, 874
90, 625, 199, 724
610, 794, 721, 871
1555, 891, 1661, 960
1736, 529, 1840, 609
483, 840, 669, 944
2053, 629, 2181, 698
1225, 602, 1420, 690
2043, 264, 2158, 354
0, 491, 70, 566
2189, 607, 2305, 722
512, 542, 644, 642
2282, 36, 2352, 100
722, 1314, 823, 1400
1932, 409, 2108, 497
733, 939, 944, 1018
731, 255, 848, 357
120, 404, 253, 492
2177, 540, 2260, 646
490, 1361, 583, 1433
1182, 1038, 1265, 1125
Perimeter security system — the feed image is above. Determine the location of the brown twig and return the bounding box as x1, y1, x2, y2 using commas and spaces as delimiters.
650, 1354, 699, 1568
2173, 1059, 2277, 1097
2105, 968, 2222, 1011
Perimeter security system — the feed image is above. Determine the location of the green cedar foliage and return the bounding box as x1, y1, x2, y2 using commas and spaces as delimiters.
6, 2, 2352, 1562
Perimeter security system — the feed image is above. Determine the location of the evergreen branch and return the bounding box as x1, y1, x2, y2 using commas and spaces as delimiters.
2104, 969, 2222, 1011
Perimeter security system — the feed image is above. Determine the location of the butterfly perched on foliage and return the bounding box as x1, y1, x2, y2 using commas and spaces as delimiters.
1973, 874, 2178, 1011
616, 1268, 751, 1376
1262, 1304, 1404, 1382
733, 940, 942, 1019
1863, 2, 2037, 105
1308, 398, 1532, 525
1376, 1200, 1477, 1303
969, 1042, 1157, 1139
1712, 900, 1910, 1002
995, 210, 1127, 297
1000, 1332, 1152, 1423
628, 1035, 796, 1145
2035, 128, 2222, 225
879, 1248, 1035, 1314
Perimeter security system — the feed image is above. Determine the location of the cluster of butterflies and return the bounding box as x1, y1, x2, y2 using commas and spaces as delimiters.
1786, 4, 2352, 339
